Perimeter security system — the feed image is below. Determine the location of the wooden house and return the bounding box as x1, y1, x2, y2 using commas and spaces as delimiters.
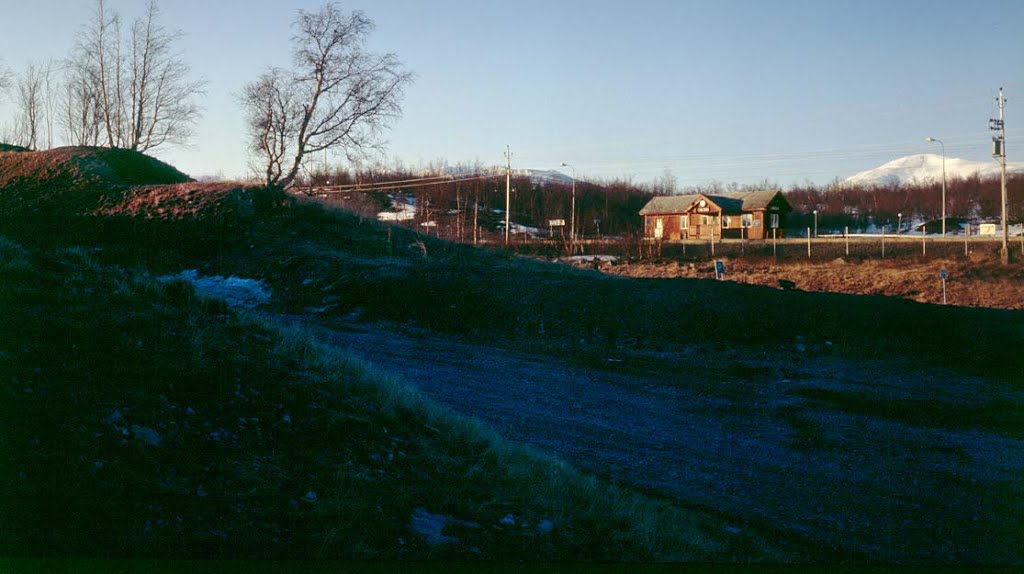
639, 190, 791, 240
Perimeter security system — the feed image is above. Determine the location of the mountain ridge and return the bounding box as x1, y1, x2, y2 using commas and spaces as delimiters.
843, 153, 1024, 187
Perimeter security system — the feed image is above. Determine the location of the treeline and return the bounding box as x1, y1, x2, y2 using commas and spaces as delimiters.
302, 165, 654, 238
303, 166, 1024, 239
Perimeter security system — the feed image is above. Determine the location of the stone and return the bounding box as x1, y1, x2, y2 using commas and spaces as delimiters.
131, 425, 162, 447
410, 508, 459, 546
537, 519, 554, 535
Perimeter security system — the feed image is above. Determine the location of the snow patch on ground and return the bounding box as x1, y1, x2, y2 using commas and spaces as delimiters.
160, 269, 271, 309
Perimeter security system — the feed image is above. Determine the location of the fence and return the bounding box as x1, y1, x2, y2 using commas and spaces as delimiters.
643, 233, 1023, 262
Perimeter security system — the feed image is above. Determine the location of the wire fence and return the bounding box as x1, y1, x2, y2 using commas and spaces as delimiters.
501, 232, 1024, 263
645, 234, 1023, 262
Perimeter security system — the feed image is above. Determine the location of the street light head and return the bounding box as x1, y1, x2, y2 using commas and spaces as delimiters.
560, 162, 569, 167
925, 137, 935, 142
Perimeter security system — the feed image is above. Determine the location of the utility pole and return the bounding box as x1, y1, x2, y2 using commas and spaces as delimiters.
504, 145, 512, 247
991, 88, 1010, 263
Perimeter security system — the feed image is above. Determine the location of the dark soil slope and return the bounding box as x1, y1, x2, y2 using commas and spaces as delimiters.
0, 146, 190, 218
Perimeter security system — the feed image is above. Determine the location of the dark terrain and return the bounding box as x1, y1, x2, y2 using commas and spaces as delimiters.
2, 146, 1022, 564
274, 312, 1024, 564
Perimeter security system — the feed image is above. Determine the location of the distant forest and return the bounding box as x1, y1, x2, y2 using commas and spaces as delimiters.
303, 166, 1024, 238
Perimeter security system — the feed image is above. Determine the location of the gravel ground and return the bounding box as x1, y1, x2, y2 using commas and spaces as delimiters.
273, 313, 1024, 564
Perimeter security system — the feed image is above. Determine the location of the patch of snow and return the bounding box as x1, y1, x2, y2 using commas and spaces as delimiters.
564, 255, 620, 264
377, 196, 418, 221
159, 269, 271, 309
496, 221, 544, 237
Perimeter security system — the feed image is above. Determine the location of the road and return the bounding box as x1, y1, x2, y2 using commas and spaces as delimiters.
273, 313, 1024, 564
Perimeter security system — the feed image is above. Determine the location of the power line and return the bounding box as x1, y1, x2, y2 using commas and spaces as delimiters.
300, 172, 501, 194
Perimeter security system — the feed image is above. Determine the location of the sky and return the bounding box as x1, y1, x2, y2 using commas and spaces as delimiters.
1, 0, 1022, 187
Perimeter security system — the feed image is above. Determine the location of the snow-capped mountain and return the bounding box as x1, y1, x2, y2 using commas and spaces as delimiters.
443, 166, 575, 186
843, 154, 1024, 187
517, 169, 575, 186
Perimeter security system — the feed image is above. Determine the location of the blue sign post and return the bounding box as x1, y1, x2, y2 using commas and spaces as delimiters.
715, 260, 725, 280
939, 267, 947, 305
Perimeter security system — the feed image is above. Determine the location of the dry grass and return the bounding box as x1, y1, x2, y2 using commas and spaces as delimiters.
604, 251, 1024, 310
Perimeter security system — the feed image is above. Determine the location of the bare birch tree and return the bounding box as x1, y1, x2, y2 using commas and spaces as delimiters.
242, 3, 413, 188
60, 57, 104, 146
0, 60, 12, 100
70, 0, 203, 151
15, 63, 45, 149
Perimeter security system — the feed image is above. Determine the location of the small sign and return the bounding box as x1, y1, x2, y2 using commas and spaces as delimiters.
548, 219, 565, 227
715, 260, 725, 280
939, 268, 947, 280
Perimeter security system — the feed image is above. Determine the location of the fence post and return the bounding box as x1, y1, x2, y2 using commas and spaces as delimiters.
845, 226, 849, 256
773, 228, 777, 257
807, 227, 811, 258
881, 226, 885, 258
965, 223, 970, 256
922, 227, 926, 256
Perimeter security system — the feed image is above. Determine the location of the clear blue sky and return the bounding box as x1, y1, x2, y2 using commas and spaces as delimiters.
1, 0, 1021, 187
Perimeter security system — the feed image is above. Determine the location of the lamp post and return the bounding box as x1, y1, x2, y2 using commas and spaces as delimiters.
898, 212, 902, 234
926, 137, 947, 235
560, 162, 576, 248
813, 209, 818, 238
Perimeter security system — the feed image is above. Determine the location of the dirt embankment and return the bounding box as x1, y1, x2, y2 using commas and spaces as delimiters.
601, 256, 1024, 310
0, 146, 277, 230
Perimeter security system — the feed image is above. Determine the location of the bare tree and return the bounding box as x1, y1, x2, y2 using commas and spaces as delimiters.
71, 0, 203, 151
15, 63, 45, 149
653, 168, 678, 195
0, 59, 12, 100
60, 57, 105, 146
124, 0, 203, 151
241, 68, 301, 187
242, 3, 413, 188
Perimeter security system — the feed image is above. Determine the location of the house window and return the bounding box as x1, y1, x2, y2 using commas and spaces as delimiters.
741, 214, 753, 227
680, 215, 688, 229
702, 215, 711, 225
770, 213, 779, 229
723, 216, 731, 228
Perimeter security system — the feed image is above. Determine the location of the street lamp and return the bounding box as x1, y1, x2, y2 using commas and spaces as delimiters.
560, 162, 576, 247
813, 209, 818, 238
926, 137, 947, 235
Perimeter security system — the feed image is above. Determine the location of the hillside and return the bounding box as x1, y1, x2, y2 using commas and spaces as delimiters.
0, 146, 191, 219
1, 147, 1022, 562
0, 148, 790, 561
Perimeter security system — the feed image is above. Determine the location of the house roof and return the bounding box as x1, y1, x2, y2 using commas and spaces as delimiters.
638, 194, 700, 215
639, 190, 785, 216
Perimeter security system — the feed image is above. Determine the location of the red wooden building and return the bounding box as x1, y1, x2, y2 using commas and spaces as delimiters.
639, 190, 791, 240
